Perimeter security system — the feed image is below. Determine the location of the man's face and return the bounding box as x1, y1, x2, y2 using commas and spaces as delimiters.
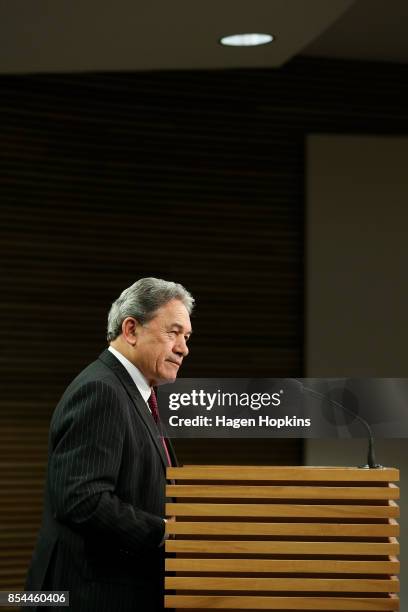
133, 298, 192, 386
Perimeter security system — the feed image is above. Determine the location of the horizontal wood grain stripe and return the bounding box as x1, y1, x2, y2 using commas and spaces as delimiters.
164, 594, 399, 610
165, 538, 399, 555
165, 576, 399, 592
0, 531, 37, 539
166, 502, 400, 519
166, 467, 400, 482
0, 479, 46, 486
166, 485, 399, 500
0, 461, 46, 468
166, 521, 399, 537
165, 557, 400, 574
0, 550, 34, 558
0, 501, 43, 510
1, 489, 46, 496
0, 520, 41, 527
0, 568, 28, 578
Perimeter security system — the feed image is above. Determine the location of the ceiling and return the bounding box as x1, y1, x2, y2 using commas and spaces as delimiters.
304, 0, 408, 64
0, 0, 407, 75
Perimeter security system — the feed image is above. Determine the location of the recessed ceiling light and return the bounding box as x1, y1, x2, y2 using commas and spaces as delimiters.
219, 33, 274, 47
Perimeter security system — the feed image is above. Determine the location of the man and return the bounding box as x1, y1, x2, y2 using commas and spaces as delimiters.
25, 277, 194, 611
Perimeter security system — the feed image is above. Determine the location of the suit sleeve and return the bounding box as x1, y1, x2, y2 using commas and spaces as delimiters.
49, 379, 165, 552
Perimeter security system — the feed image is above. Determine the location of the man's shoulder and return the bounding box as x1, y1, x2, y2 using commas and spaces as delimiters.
60, 351, 124, 401
49, 353, 131, 435
77, 353, 113, 379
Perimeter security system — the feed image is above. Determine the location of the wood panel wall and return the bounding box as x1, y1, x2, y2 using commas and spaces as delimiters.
1, 55, 408, 594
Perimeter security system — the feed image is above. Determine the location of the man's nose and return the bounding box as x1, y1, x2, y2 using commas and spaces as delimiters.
175, 336, 189, 357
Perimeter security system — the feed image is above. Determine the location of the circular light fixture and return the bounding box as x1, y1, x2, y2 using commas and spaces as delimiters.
219, 33, 274, 47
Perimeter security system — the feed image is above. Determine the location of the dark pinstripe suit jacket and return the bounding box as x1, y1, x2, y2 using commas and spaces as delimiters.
26, 349, 176, 612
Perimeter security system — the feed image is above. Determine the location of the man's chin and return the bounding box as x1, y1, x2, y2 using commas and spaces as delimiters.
156, 372, 178, 386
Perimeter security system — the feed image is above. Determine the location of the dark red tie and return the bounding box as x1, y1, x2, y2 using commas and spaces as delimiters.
148, 388, 172, 466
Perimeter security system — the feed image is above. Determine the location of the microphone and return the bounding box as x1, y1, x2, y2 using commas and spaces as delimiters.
290, 379, 382, 469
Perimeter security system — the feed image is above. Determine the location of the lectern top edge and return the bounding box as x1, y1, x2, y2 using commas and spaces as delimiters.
167, 465, 399, 481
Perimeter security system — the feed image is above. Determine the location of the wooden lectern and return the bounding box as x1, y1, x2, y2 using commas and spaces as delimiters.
165, 466, 399, 610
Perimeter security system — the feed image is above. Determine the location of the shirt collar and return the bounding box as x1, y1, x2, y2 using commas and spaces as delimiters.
108, 345, 151, 404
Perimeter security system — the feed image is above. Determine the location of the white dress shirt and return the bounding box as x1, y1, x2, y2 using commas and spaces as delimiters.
108, 345, 151, 409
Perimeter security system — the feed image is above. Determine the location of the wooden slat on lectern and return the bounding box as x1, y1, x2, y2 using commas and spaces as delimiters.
165, 595, 399, 610
166, 520, 399, 537
167, 484, 399, 499
165, 576, 399, 592
166, 501, 399, 518
166, 466, 399, 481
165, 557, 400, 574
166, 538, 399, 555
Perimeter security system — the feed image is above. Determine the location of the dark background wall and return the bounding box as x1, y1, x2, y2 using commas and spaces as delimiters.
1, 55, 408, 590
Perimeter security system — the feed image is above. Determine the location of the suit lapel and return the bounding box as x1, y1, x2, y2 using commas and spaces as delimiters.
157, 414, 179, 467
98, 349, 169, 471
166, 437, 179, 467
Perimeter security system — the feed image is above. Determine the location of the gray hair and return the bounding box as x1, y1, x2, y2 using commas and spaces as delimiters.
107, 277, 194, 342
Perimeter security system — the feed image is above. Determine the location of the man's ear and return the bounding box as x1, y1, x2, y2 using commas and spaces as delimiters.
121, 317, 141, 346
